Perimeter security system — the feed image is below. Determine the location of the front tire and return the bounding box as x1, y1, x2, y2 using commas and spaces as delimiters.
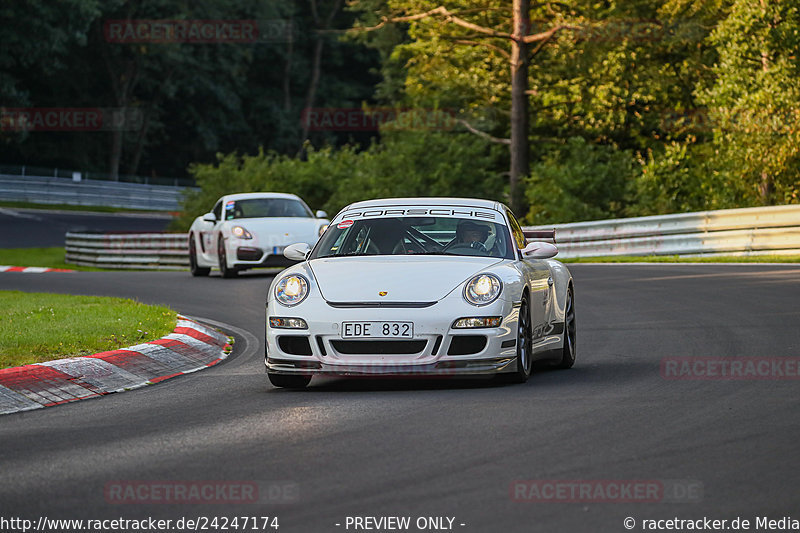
508, 296, 533, 383
218, 238, 238, 278
189, 236, 210, 277
268, 373, 311, 389
556, 286, 576, 369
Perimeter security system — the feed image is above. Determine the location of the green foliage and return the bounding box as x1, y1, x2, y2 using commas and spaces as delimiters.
5, 0, 800, 223
524, 137, 637, 223
174, 125, 504, 230
0, 0, 379, 178
628, 141, 751, 215
697, 0, 800, 205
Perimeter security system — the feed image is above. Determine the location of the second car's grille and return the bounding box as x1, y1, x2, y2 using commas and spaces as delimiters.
330, 340, 427, 355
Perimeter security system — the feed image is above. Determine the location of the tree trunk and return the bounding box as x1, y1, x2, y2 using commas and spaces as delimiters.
283, 16, 294, 112
127, 70, 174, 177
297, 0, 342, 154
108, 130, 124, 181
509, 0, 530, 214
298, 37, 324, 152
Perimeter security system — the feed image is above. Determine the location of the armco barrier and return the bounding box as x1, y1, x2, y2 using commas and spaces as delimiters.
523, 204, 800, 258
66, 232, 188, 270
65, 204, 800, 268
0, 174, 192, 211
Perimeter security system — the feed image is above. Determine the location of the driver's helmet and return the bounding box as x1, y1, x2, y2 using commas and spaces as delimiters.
456, 220, 490, 244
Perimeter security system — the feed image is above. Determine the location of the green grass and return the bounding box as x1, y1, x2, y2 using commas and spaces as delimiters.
561, 255, 800, 263
0, 290, 177, 368
0, 247, 104, 271
0, 200, 174, 214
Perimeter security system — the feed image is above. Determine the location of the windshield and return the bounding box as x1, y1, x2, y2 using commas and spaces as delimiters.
311, 216, 514, 259
224, 198, 312, 220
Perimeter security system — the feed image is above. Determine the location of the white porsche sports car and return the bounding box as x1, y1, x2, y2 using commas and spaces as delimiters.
265, 197, 576, 388
188, 192, 329, 278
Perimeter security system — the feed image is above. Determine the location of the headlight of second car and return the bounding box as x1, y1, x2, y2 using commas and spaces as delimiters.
231, 225, 253, 239
464, 273, 502, 306
274, 274, 309, 306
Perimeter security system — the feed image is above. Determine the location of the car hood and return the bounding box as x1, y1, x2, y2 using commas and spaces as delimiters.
228, 217, 323, 242
308, 256, 505, 303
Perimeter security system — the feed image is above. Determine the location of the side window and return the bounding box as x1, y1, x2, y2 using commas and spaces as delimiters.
506, 209, 527, 250
212, 201, 223, 222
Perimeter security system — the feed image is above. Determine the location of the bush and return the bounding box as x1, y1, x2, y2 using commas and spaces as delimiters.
173, 127, 505, 230
524, 137, 637, 224
628, 141, 752, 216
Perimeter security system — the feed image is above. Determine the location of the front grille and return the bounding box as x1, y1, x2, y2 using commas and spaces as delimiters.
278, 336, 313, 356
447, 335, 487, 356
330, 340, 427, 355
237, 247, 263, 261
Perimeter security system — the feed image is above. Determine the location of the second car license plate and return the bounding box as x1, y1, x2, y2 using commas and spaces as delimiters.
341, 322, 414, 338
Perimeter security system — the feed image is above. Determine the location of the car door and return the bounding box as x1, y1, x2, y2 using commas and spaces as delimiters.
506, 209, 551, 344
198, 199, 223, 264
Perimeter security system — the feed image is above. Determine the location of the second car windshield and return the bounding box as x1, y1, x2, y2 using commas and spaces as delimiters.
311, 216, 514, 259
224, 198, 312, 220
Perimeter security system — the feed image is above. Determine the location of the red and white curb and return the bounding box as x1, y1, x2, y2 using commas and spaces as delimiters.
0, 265, 75, 273
0, 316, 231, 415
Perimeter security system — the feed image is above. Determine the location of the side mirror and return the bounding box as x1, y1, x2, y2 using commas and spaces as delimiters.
522, 241, 558, 259
202, 213, 216, 223
315, 210, 328, 219
284, 242, 312, 261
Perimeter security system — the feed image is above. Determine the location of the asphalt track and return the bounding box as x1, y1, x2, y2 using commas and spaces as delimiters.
0, 207, 172, 248
0, 264, 799, 532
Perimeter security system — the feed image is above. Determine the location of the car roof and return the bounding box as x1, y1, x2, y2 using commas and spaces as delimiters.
222, 192, 302, 202
344, 197, 506, 212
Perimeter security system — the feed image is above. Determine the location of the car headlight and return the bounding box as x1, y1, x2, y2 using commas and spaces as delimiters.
464, 274, 502, 306
269, 317, 308, 329
231, 225, 253, 239
274, 275, 309, 306
318, 224, 329, 237
453, 316, 502, 328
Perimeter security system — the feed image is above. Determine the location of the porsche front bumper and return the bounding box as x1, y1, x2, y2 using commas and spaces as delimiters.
265, 294, 520, 377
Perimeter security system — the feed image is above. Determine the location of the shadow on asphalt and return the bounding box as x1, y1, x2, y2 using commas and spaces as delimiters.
264, 357, 655, 393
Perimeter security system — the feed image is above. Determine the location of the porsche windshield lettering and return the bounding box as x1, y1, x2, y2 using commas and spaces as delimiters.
337, 208, 498, 222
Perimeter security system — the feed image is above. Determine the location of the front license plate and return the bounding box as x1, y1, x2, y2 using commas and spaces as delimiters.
272, 246, 285, 255
341, 321, 414, 338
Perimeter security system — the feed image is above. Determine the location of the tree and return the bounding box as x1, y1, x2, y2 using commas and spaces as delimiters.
348, 0, 578, 213
697, 0, 800, 205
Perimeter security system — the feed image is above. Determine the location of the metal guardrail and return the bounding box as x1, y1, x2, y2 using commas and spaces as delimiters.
65, 204, 800, 269
0, 174, 193, 211
66, 232, 188, 270
524, 204, 800, 258
0, 164, 192, 187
